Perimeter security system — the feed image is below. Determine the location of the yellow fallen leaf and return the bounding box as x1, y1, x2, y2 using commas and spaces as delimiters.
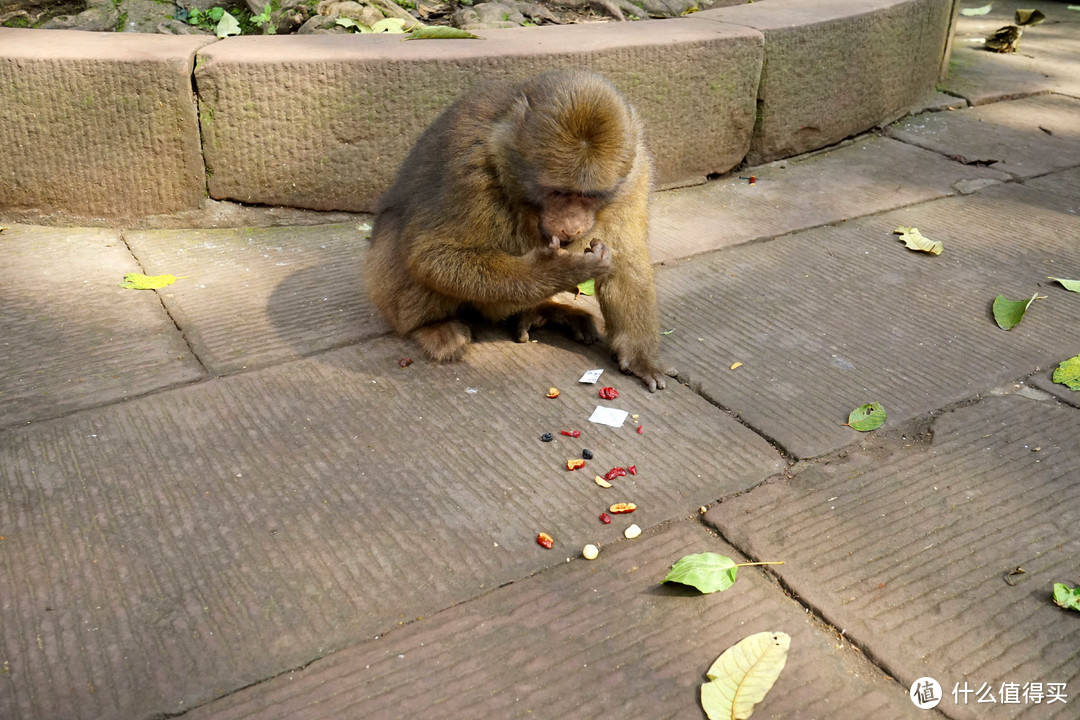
701, 631, 790, 720
893, 226, 943, 255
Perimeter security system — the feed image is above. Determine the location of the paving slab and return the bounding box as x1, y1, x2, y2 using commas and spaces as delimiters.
648, 135, 1008, 263
0, 224, 205, 429
0, 29, 211, 218
704, 394, 1080, 719
124, 223, 383, 375
184, 520, 924, 720
701, 0, 954, 163
886, 95, 1080, 178
943, 0, 1080, 104
654, 180, 1080, 459
0, 332, 782, 720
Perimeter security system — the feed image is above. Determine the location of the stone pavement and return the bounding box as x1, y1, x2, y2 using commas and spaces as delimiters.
2, 5, 1080, 719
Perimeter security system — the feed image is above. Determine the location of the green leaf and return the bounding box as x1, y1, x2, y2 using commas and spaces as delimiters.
846, 402, 886, 432
960, 4, 992, 16
336, 17, 372, 31
215, 11, 241, 37
1053, 583, 1080, 611
405, 25, 480, 39
993, 292, 1043, 330
576, 278, 595, 296
664, 552, 739, 594
1048, 277, 1080, 293
893, 226, 942, 255
1053, 354, 1080, 391
371, 17, 410, 32
701, 632, 790, 720
119, 273, 184, 290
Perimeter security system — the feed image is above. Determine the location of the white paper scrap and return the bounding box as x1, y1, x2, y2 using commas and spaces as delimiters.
588, 406, 628, 428
579, 369, 604, 384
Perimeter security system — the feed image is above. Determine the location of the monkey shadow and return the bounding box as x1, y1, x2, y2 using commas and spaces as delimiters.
263, 268, 620, 375
264, 262, 395, 364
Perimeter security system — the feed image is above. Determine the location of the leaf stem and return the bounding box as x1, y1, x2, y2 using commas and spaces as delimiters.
734, 561, 785, 568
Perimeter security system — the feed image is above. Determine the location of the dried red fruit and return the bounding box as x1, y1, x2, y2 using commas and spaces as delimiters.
537, 532, 554, 549
599, 386, 619, 400
398, 357, 413, 368
609, 502, 637, 514
603, 467, 628, 481
599, 513, 612, 524
636, 425, 643, 434
628, 465, 637, 475
560, 430, 581, 438
566, 459, 586, 471
546, 387, 560, 398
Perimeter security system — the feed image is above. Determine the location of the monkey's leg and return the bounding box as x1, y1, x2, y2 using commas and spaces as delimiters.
413, 320, 472, 362
513, 300, 600, 345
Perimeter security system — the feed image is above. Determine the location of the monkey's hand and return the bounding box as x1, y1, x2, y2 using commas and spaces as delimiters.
530, 238, 613, 291
618, 353, 678, 393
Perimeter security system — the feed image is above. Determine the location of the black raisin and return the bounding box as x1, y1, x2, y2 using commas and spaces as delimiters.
540, 433, 553, 442
582, 449, 594, 460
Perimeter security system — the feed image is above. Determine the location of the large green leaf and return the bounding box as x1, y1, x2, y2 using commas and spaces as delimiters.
664, 552, 739, 593
1048, 277, 1080, 293
993, 293, 1042, 330
846, 402, 886, 432
1053, 583, 1080, 611
1053, 354, 1080, 391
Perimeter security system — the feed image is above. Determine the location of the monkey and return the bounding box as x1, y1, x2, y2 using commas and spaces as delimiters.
363, 69, 674, 391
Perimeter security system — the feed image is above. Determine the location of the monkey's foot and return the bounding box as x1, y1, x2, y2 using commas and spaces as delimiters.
617, 353, 678, 392
515, 301, 600, 345
413, 320, 471, 362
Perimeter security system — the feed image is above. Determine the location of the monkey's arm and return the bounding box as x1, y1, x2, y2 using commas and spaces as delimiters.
408, 241, 610, 308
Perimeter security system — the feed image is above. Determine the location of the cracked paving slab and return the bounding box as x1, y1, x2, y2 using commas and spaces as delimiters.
649, 135, 1008, 263
184, 520, 924, 720
887, 95, 1080, 179
0, 224, 205, 428
0, 331, 782, 720
123, 222, 385, 375
654, 178, 1080, 459
705, 393, 1080, 720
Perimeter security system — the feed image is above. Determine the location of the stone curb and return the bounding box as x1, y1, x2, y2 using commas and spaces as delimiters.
0, 0, 955, 219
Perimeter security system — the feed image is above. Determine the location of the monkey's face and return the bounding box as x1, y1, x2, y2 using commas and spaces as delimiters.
538, 191, 605, 247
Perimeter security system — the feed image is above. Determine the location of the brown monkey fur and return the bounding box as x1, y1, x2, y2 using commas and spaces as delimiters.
363, 69, 674, 391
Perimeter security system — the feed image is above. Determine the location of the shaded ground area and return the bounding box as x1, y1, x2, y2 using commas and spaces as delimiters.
2, 7, 1080, 719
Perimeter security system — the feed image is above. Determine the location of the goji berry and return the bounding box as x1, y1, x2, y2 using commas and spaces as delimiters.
599, 386, 619, 400
637, 425, 643, 434
537, 532, 554, 549
561, 430, 581, 438
599, 513, 612, 524
604, 467, 627, 481
627, 465, 637, 475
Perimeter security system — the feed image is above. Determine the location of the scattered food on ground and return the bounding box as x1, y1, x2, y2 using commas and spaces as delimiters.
599, 512, 612, 524
582, 544, 599, 560
594, 476, 612, 488
536, 532, 554, 549
599, 386, 619, 400
566, 459, 586, 471
609, 502, 636, 514
546, 387, 560, 398
581, 449, 593, 459
398, 357, 413, 368
540, 432, 554, 442
623, 524, 642, 539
